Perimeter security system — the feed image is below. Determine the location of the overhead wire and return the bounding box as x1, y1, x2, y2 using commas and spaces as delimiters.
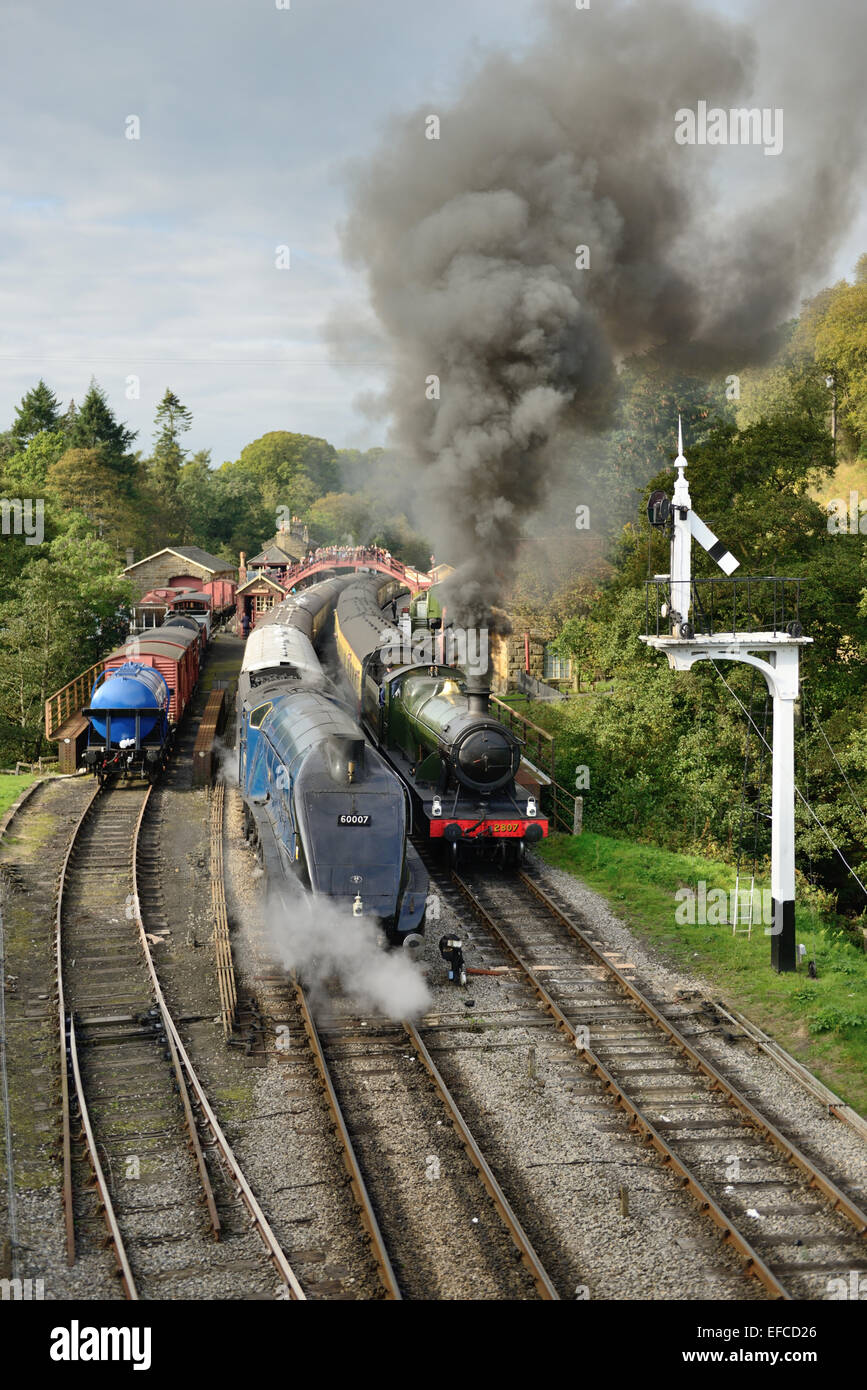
709, 660, 867, 902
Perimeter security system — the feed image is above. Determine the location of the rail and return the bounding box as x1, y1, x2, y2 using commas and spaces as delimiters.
56, 780, 305, 1299
293, 980, 402, 1300
644, 575, 804, 640
444, 861, 822, 1295
55, 779, 102, 1268
293, 970, 558, 1299
516, 870, 866, 1237
402, 1020, 559, 1300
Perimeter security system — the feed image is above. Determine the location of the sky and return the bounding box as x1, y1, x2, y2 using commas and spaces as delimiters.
1, 0, 865, 466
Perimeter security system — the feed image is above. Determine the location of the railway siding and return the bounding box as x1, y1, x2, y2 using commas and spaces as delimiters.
442, 860, 867, 1300
0, 775, 97, 1289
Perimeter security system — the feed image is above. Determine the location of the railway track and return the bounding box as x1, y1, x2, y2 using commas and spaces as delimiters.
236, 958, 558, 1299
56, 779, 305, 1299
0, 774, 97, 1285
297, 982, 558, 1300
432, 855, 867, 1301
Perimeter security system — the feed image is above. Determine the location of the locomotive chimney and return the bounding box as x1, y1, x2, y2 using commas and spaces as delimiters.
465, 677, 490, 717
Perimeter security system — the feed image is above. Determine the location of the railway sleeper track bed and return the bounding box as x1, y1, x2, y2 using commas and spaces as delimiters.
0, 774, 98, 1285
435, 856, 867, 1301
57, 780, 304, 1300
234, 957, 557, 1300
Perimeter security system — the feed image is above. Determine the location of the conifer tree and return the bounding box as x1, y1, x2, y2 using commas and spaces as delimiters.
12, 379, 62, 446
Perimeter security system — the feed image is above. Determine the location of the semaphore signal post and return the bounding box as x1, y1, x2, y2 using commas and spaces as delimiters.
639, 420, 811, 972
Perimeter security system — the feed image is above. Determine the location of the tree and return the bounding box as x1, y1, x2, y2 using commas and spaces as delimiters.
46, 448, 140, 552
226, 431, 340, 511
810, 272, 867, 452
12, 380, 62, 447
0, 535, 132, 761
148, 389, 193, 527
307, 491, 372, 544
68, 380, 137, 486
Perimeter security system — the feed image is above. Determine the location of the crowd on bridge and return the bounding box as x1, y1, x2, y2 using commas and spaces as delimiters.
307, 544, 394, 566
260, 545, 401, 587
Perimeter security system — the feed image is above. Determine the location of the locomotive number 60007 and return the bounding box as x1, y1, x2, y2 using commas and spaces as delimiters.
338, 814, 370, 825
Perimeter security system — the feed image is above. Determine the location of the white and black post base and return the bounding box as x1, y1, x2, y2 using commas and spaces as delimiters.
770, 686, 796, 972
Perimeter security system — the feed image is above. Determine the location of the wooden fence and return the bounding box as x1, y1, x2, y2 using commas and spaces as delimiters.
44, 661, 106, 740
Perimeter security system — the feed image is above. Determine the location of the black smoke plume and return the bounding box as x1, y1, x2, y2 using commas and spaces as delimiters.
334, 0, 867, 624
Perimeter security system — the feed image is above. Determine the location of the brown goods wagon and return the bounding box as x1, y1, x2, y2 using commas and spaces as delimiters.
103, 631, 199, 722
202, 578, 236, 614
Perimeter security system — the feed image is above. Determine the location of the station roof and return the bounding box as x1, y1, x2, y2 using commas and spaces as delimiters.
248, 543, 295, 566
123, 545, 235, 577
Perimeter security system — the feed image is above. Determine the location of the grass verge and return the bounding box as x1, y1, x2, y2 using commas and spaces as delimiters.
0, 773, 38, 822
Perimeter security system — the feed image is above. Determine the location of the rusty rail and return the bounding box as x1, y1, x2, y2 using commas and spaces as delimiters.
132, 790, 304, 1297
403, 1020, 560, 1300
66, 1014, 138, 1298
294, 977, 558, 1300
294, 980, 401, 1300
57, 780, 304, 1298
448, 865, 793, 1300
516, 870, 867, 1241
55, 779, 102, 1267
131, 790, 221, 1241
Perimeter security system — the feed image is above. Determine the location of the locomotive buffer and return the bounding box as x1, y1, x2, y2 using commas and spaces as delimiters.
640, 420, 810, 972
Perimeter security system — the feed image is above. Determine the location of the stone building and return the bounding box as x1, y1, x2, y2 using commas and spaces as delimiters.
489, 628, 546, 696
122, 545, 236, 601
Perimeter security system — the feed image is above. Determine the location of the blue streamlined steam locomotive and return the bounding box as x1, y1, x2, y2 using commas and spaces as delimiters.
237, 580, 427, 943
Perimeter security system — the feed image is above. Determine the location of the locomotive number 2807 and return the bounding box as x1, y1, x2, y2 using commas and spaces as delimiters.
338, 814, 370, 826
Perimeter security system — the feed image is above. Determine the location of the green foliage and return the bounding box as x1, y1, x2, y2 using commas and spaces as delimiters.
12, 380, 62, 447
68, 380, 137, 488
812, 275, 867, 451
0, 377, 434, 767
0, 535, 132, 759
147, 389, 193, 528
540, 321, 867, 916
